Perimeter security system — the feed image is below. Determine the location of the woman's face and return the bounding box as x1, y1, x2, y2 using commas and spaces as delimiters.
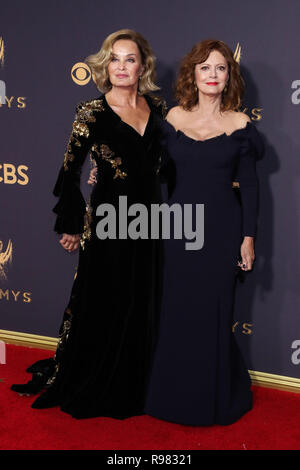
194, 50, 229, 97
108, 39, 144, 89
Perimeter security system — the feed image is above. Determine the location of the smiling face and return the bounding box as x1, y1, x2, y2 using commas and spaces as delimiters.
194, 49, 229, 97
107, 39, 144, 89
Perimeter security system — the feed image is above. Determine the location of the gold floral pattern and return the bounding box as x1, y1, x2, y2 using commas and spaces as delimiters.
149, 94, 168, 119
91, 143, 127, 180
46, 307, 73, 387
72, 120, 89, 139
75, 99, 105, 127
63, 98, 105, 171
80, 199, 93, 250
63, 142, 76, 170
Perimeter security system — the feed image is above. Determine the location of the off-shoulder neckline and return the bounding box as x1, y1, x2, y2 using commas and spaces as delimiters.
164, 119, 252, 143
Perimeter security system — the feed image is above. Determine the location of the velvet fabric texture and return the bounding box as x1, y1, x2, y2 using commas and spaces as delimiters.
29, 94, 167, 419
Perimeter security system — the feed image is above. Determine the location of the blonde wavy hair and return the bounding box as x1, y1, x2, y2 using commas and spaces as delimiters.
85, 29, 159, 94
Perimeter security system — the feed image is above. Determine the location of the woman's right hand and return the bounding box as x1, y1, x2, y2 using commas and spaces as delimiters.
88, 167, 98, 185
60, 233, 80, 252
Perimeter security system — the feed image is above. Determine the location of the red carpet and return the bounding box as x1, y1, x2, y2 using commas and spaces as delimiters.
0, 344, 299, 450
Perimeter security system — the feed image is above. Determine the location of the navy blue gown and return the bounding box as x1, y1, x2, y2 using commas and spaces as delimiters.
145, 119, 264, 426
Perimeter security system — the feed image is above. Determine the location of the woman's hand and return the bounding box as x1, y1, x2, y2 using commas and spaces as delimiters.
238, 236, 255, 271
88, 167, 98, 185
60, 234, 80, 253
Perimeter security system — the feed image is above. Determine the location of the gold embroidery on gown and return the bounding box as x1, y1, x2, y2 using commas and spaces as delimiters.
63, 99, 105, 171
91, 143, 127, 180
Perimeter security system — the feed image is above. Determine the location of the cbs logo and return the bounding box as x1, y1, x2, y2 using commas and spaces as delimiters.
71, 62, 93, 86
0, 164, 29, 185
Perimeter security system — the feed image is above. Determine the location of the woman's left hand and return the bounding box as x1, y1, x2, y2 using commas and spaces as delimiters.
238, 236, 255, 271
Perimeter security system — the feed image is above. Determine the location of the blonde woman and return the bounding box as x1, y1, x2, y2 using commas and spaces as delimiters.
11, 30, 167, 419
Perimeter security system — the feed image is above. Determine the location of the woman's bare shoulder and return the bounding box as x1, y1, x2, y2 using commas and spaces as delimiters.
229, 110, 251, 126
166, 106, 182, 118
223, 110, 251, 132
166, 106, 185, 126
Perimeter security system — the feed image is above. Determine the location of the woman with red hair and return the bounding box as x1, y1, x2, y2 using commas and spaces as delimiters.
144, 39, 264, 426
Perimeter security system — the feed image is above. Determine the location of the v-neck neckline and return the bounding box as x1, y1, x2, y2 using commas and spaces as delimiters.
103, 94, 152, 138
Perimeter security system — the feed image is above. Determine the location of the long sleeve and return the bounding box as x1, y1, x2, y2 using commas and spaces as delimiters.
52, 100, 98, 234
158, 119, 177, 199
234, 123, 264, 237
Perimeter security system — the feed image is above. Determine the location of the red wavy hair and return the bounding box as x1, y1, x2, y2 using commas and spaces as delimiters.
175, 39, 244, 111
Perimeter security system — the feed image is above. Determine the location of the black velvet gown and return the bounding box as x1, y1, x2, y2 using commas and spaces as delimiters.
145, 119, 264, 426
12, 94, 167, 419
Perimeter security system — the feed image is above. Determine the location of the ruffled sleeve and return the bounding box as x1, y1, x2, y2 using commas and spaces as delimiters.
233, 122, 264, 237
52, 100, 99, 234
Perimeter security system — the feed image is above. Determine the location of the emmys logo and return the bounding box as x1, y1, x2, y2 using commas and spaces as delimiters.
0, 289, 31, 303
0, 163, 29, 185
241, 106, 263, 122
234, 43, 263, 121
0, 37, 4, 105
71, 62, 92, 86
232, 321, 253, 335
0, 239, 32, 302
0, 37, 4, 66
0, 36, 26, 109
291, 80, 300, 104
233, 42, 242, 64
0, 239, 12, 281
